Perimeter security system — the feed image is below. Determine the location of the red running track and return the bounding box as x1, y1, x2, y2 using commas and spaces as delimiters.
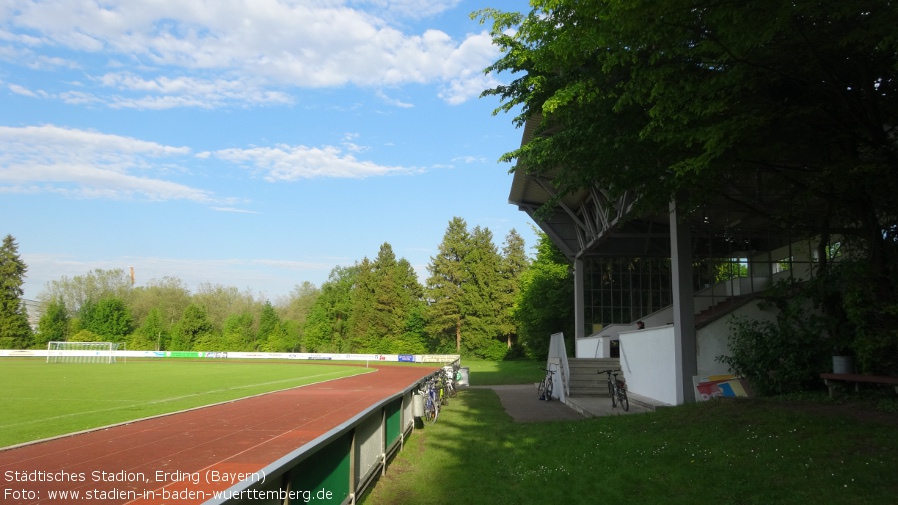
0, 364, 436, 505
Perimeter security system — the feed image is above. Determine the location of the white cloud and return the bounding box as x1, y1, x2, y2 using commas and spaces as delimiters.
1, 0, 502, 107
0, 125, 214, 202
211, 207, 259, 214
212, 144, 419, 180
98, 72, 293, 109
8, 83, 41, 97
375, 89, 414, 108
452, 155, 488, 164
350, 0, 462, 21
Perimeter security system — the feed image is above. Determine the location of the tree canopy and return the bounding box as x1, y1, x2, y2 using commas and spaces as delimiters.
11, 224, 539, 360
477, 0, 898, 371
478, 0, 898, 261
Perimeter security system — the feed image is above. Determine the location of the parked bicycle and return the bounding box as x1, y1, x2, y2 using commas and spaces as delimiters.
419, 377, 441, 423
439, 364, 459, 401
537, 366, 554, 401
600, 369, 629, 411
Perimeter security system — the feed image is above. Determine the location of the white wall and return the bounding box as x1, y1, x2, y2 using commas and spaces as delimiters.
576, 335, 616, 358
619, 326, 678, 406
695, 300, 778, 377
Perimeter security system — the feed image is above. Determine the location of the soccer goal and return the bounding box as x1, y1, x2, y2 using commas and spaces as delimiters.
46, 341, 124, 364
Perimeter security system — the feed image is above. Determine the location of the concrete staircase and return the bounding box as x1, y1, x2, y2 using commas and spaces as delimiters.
694, 293, 759, 328
567, 358, 620, 397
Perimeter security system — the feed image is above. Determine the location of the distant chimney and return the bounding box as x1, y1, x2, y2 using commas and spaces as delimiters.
130, 266, 135, 285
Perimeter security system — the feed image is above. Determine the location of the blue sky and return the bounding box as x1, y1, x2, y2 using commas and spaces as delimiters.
0, 0, 538, 301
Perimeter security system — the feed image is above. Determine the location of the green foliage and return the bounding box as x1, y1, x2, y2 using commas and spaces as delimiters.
514, 233, 573, 359
496, 229, 529, 349
128, 276, 191, 336
220, 311, 256, 352
170, 303, 215, 351
276, 281, 319, 333
69, 329, 103, 342
81, 296, 133, 342
392, 304, 428, 354
478, 0, 898, 355
257, 301, 280, 345
0, 234, 32, 349
425, 218, 510, 359
129, 307, 167, 350
719, 301, 829, 396
193, 283, 259, 333
35, 297, 69, 348
261, 321, 295, 352
39, 268, 132, 313
25, 224, 529, 359
479, 1, 898, 229
425, 217, 472, 353
303, 265, 359, 352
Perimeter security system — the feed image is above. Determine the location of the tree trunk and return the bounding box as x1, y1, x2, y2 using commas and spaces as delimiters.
456, 318, 461, 353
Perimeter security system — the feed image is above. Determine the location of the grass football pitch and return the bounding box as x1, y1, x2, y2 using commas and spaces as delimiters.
0, 359, 372, 448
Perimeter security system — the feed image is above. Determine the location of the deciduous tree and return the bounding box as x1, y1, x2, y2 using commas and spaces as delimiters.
39, 268, 131, 313
515, 233, 574, 359
36, 297, 69, 348
170, 304, 215, 351
303, 266, 357, 352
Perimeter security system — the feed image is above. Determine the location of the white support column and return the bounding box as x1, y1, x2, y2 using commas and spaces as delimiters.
670, 200, 697, 403
574, 257, 585, 341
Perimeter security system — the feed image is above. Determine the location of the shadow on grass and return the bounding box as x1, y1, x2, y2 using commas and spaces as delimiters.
460, 358, 544, 386
363, 389, 898, 505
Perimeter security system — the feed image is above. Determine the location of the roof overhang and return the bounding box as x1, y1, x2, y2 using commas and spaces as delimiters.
508, 116, 810, 261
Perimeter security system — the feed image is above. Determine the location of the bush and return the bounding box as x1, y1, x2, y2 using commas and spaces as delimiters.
466, 338, 509, 361
718, 303, 829, 396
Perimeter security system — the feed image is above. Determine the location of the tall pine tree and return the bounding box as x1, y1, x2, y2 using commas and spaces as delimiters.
425, 217, 472, 353
0, 235, 32, 349
498, 229, 529, 350
425, 218, 509, 359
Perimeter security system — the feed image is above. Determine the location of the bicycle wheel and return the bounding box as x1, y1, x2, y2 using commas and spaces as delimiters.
609, 381, 617, 408
544, 378, 553, 401
617, 383, 629, 412
431, 399, 440, 423
423, 399, 435, 423
537, 379, 547, 400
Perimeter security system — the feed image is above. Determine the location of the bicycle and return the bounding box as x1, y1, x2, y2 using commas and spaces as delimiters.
419, 377, 441, 423
537, 367, 554, 401
440, 364, 458, 400
599, 369, 629, 411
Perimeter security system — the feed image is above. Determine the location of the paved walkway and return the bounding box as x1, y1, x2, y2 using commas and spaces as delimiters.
473, 384, 655, 422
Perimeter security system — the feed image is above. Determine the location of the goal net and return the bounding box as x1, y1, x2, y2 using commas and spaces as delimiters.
46, 341, 123, 364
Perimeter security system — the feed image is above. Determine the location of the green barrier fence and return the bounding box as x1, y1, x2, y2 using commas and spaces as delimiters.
208, 376, 432, 505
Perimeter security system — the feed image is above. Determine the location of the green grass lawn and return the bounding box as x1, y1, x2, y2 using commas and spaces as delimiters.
461, 358, 544, 385
0, 359, 371, 448
361, 388, 898, 505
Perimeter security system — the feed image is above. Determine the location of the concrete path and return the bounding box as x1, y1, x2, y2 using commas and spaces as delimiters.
471, 384, 653, 422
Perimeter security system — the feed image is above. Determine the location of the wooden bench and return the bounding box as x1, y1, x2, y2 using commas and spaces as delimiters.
819, 373, 898, 398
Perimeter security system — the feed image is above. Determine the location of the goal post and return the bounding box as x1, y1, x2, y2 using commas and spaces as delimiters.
46, 341, 123, 364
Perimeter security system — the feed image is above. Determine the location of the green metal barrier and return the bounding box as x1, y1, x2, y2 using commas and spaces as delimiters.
209, 382, 420, 505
